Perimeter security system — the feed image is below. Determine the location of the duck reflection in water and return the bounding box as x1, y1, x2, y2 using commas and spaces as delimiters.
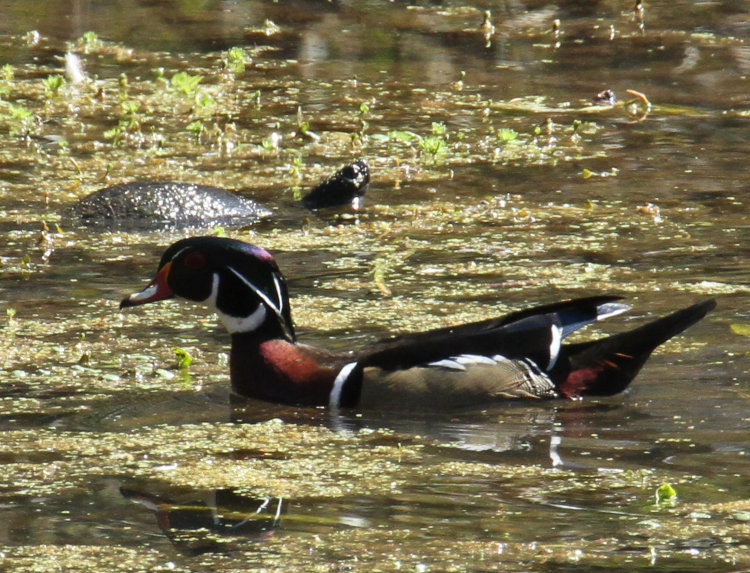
121, 486, 284, 555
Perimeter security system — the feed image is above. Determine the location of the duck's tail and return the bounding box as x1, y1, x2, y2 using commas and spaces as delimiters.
554, 299, 716, 397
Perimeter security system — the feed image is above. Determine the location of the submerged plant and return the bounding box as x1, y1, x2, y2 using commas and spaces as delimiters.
194, 91, 216, 114
103, 99, 142, 143
263, 19, 281, 36
186, 120, 203, 136
288, 154, 305, 189
43, 74, 65, 97
387, 122, 450, 163
655, 483, 677, 505
261, 131, 282, 152
172, 347, 193, 370
170, 71, 203, 95
0, 102, 35, 136
295, 106, 320, 141
222, 47, 250, 74
1, 64, 13, 83
497, 128, 518, 143
729, 323, 750, 338
357, 100, 370, 139
76, 31, 101, 53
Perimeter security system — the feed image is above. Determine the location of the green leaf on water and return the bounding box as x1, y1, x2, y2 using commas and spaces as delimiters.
170, 71, 203, 95
420, 135, 446, 158
655, 483, 677, 504
225, 47, 249, 74
730, 323, 750, 338
195, 91, 215, 109
43, 74, 65, 95
497, 128, 518, 143
173, 347, 193, 369
431, 121, 447, 136
388, 130, 420, 144
186, 120, 203, 134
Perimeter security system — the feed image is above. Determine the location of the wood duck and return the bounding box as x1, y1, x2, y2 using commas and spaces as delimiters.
121, 236, 716, 410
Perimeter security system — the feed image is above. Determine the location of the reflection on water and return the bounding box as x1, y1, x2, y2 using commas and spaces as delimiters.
121, 486, 284, 555
0, 0, 749, 570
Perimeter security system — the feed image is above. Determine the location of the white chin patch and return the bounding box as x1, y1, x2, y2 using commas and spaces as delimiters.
207, 271, 273, 335
219, 304, 267, 335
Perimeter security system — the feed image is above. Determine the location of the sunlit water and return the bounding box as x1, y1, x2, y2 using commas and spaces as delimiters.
0, 1, 749, 571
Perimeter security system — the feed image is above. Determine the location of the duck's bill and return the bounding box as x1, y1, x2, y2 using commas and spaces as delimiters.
120, 263, 174, 308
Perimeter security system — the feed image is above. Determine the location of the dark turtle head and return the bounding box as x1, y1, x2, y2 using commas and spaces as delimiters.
301, 159, 370, 210
121, 236, 295, 341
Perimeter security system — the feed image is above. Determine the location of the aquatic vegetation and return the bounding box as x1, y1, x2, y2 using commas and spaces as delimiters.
386, 122, 451, 163
295, 106, 320, 141
0, 29, 651, 196
222, 46, 250, 75
169, 71, 203, 95
730, 323, 750, 338
496, 128, 518, 143
42, 74, 65, 97
655, 483, 678, 505
1, 63, 13, 82
103, 99, 143, 144
0, 4, 745, 570
0, 101, 35, 136
75, 30, 102, 53
172, 346, 193, 370
262, 19, 281, 36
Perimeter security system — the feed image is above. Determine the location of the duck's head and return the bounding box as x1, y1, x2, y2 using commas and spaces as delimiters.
121, 236, 295, 341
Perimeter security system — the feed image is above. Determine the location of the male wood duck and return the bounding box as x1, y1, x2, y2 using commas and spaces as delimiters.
121, 236, 716, 410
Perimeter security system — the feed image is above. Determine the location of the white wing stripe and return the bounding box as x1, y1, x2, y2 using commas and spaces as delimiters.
456, 354, 498, 365
427, 359, 467, 371
429, 354, 518, 370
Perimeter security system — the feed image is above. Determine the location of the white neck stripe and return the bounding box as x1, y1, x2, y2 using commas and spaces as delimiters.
329, 362, 358, 408
548, 324, 562, 369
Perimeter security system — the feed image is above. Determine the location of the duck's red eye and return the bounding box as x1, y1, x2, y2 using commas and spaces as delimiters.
183, 251, 208, 270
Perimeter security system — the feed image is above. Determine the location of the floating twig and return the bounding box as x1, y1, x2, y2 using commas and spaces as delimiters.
624, 89, 651, 123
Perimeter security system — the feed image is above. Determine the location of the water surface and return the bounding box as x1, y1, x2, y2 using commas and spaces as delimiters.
0, 1, 748, 571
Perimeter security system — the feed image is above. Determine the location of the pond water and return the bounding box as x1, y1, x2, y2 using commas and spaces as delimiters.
0, 0, 749, 571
